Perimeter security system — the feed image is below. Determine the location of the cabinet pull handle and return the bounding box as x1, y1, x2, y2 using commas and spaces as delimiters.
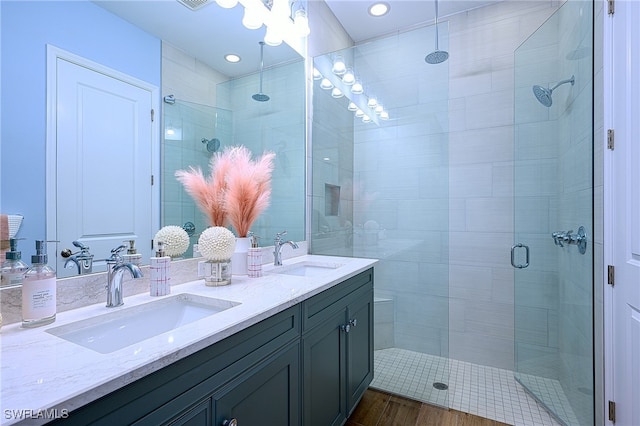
340, 324, 351, 333
223, 419, 238, 426
349, 318, 357, 327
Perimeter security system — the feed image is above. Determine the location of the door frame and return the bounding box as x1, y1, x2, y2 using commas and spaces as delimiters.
45, 44, 160, 264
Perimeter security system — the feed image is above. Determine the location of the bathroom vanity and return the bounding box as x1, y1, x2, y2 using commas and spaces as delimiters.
0, 255, 375, 426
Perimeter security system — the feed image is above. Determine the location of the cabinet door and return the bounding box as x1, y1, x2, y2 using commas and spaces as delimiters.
214, 342, 300, 426
302, 309, 347, 426
346, 289, 374, 413
166, 399, 212, 426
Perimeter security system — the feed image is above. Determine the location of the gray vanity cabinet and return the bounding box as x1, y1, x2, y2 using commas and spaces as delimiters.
301, 269, 374, 426
51, 268, 373, 426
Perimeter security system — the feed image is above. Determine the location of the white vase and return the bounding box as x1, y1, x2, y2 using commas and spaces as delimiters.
231, 237, 250, 275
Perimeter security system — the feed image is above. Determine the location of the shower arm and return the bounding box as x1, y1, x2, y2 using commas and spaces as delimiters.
550, 76, 575, 91
258, 42, 265, 94
434, 0, 440, 49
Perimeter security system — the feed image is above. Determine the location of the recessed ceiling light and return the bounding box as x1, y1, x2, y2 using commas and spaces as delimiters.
368, 2, 390, 17
225, 54, 241, 63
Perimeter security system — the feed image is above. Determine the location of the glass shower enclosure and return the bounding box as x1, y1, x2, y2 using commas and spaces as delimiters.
311, 23, 451, 408
513, 1, 594, 425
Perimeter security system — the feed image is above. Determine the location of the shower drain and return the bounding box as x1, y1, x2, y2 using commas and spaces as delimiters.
433, 382, 449, 390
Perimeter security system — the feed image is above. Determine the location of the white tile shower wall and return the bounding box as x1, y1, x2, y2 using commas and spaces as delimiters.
445, 1, 559, 370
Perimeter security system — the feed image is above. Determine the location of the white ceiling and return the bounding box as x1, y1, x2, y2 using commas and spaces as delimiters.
93, 0, 499, 77
323, 0, 499, 43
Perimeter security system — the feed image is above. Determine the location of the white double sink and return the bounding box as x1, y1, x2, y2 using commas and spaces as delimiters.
46, 261, 344, 354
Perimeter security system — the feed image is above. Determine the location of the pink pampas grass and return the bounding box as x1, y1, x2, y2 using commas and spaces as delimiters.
175, 146, 275, 237
225, 146, 275, 237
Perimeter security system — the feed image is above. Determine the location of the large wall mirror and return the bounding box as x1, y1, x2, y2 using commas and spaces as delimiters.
0, 0, 305, 279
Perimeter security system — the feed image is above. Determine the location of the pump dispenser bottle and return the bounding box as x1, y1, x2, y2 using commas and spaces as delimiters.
122, 240, 142, 267
150, 241, 170, 296
247, 233, 263, 278
1, 238, 29, 287
22, 240, 56, 327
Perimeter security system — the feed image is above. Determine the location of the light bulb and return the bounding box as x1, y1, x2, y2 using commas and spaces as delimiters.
332, 55, 346, 75
367, 97, 378, 108
294, 8, 310, 37
264, 26, 283, 46
313, 68, 323, 80
380, 111, 389, 120
375, 104, 384, 114
242, 6, 264, 29
216, 0, 238, 8
351, 80, 364, 94
362, 114, 372, 123
347, 102, 358, 111
320, 78, 334, 90
355, 109, 364, 118
342, 68, 355, 85
331, 87, 344, 98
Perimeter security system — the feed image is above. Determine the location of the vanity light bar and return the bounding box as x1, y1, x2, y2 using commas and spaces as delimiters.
177, 0, 213, 11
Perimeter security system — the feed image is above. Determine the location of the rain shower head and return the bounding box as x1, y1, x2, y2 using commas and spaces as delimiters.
253, 41, 270, 102
532, 75, 575, 107
425, 50, 449, 64
425, 0, 448, 64
252, 93, 270, 102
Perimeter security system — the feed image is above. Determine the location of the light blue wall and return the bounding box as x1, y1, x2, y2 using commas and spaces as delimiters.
0, 1, 161, 248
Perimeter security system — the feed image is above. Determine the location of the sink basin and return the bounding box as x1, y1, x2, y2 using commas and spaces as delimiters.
269, 261, 344, 277
46, 293, 240, 354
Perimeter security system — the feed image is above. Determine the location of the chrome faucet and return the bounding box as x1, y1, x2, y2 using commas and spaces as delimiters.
61, 240, 94, 275
273, 231, 299, 266
105, 245, 143, 308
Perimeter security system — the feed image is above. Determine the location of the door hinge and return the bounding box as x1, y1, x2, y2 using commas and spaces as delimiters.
608, 0, 615, 15
151, 108, 155, 122
151, 175, 154, 185
609, 400, 616, 422
608, 265, 615, 286
607, 129, 615, 150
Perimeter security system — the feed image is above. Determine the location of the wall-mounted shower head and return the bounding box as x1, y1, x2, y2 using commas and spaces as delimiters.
202, 137, 220, 153
532, 75, 575, 107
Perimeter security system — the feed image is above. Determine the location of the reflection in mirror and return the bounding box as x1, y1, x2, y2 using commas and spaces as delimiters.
162, 58, 306, 253
0, 0, 306, 279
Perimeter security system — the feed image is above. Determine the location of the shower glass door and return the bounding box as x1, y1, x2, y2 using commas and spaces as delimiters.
310, 22, 450, 409
513, 1, 593, 425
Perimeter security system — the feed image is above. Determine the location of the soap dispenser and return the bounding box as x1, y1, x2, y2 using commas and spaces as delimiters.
150, 241, 171, 296
22, 240, 56, 328
122, 239, 142, 267
247, 233, 263, 278
1, 238, 29, 287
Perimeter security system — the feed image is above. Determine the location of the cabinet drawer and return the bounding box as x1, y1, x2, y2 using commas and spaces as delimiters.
302, 268, 373, 332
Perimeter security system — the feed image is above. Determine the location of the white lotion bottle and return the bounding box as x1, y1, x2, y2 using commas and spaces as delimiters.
22, 240, 57, 328
150, 241, 171, 296
247, 233, 263, 278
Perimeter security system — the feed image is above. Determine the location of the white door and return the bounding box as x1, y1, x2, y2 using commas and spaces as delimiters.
53, 55, 154, 277
610, 1, 640, 424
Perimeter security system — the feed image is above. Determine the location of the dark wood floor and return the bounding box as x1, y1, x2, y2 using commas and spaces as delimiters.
346, 388, 513, 426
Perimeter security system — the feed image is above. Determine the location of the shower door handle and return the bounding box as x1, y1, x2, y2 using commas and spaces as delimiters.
510, 243, 529, 269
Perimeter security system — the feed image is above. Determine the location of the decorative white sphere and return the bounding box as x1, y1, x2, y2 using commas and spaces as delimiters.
154, 226, 190, 257
198, 227, 236, 261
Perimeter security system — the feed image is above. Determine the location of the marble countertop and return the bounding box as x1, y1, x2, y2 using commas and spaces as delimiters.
0, 255, 377, 425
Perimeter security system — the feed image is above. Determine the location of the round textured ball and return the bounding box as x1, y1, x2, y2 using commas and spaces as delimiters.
154, 225, 190, 257
198, 227, 236, 261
